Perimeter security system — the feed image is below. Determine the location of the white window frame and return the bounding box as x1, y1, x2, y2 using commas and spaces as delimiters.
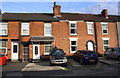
101, 22, 108, 35
0, 22, 8, 35
44, 23, 52, 36
69, 21, 77, 35
0, 41, 7, 54
102, 38, 109, 51
44, 42, 52, 55
21, 23, 29, 35
69, 38, 78, 53
87, 22, 94, 34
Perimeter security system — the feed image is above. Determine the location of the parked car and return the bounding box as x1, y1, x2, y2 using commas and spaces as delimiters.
104, 47, 120, 61
0, 52, 8, 65
49, 49, 67, 66
73, 50, 98, 64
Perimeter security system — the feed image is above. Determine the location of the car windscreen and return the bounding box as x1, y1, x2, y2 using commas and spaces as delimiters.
50, 49, 65, 55
114, 48, 120, 53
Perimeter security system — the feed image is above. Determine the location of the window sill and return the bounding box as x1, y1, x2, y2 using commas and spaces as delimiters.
21, 35, 30, 36
44, 53, 50, 55
70, 51, 76, 53
70, 34, 77, 36
44, 35, 53, 37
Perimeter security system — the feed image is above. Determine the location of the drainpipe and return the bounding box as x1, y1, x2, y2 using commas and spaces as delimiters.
94, 22, 98, 53
18, 21, 22, 62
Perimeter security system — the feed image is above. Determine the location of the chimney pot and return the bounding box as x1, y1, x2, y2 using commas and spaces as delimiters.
53, 2, 61, 17
101, 9, 108, 19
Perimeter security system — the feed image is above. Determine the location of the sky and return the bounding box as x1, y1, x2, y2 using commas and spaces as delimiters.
1, 2, 119, 15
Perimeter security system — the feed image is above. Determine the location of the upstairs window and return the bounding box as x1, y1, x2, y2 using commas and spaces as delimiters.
101, 23, 108, 34
0, 22, 8, 35
21, 23, 29, 35
44, 23, 52, 36
87, 22, 94, 34
69, 21, 77, 35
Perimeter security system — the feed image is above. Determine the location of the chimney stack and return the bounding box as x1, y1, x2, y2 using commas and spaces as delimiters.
53, 2, 61, 18
101, 9, 108, 19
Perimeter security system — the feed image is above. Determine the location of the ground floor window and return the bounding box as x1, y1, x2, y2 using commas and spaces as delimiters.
70, 38, 78, 53
0, 41, 7, 53
44, 42, 52, 55
102, 38, 109, 51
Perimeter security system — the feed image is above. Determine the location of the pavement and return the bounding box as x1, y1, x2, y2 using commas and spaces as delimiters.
98, 57, 120, 65
1, 57, 120, 77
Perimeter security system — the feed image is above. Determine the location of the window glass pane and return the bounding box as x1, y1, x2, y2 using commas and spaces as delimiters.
0, 29, 7, 34
0, 41, 6, 47
23, 29, 28, 34
13, 45, 17, 53
104, 40, 108, 45
35, 46, 38, 54
104, 46, 109, 50
0, 49, 6, 53
71, 23, 76, 28
88, 29, 93, 34
71, 41, 76, 45
88, 24, 92, 28
71, 29, 76, 34
103, 30, 107, 33
71, 46, 77, 51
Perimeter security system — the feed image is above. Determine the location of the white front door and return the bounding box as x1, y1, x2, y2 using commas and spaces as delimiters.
12, 42, 19, 60
33, 44, 40, 60
88, 42, 93, 51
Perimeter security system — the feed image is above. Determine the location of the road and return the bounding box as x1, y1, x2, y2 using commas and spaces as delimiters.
1, 58, 120, 78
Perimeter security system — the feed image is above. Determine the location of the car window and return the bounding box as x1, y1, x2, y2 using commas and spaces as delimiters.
81, 51, 95, 54
106, 48, 111, 52
51, 49, 65, 55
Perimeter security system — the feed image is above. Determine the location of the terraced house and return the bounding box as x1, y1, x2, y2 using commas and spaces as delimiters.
0, 2, 119, 62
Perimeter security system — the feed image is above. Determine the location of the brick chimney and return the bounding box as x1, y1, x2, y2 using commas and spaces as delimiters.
101, 9, 108, 19
53, 2, 61, 17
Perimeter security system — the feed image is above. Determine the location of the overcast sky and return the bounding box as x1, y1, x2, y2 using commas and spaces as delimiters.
1, 2, 119, 15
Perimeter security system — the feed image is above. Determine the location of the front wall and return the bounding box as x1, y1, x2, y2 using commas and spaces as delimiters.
0, 21, 118, 61
95, 22, 118, 54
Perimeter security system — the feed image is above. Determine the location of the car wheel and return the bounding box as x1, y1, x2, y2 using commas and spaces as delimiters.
94, 60, 98, 64
104, 54, 109, 59
80, 59, 84, 65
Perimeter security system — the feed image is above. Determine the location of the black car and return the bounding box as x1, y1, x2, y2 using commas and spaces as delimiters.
104, 47, 120, 60
49, 49, 67, 66
73, 50, 98, 64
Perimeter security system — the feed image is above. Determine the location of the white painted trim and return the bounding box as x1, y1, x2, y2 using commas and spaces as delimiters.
69, 21, 77, 23
21, 23, 29, 35
86, 22, 93, 24
69, 38, 78, 53
101, 22, 108, 24
11, 42, 19, 60
102, 38, 110, 40
33, 44, 40, 60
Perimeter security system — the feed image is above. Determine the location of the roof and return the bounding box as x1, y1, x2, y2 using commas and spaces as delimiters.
1, 13, 59, 22
1, 12, 120, 22
30, 36, 54, 42
60, 13, 120, 22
